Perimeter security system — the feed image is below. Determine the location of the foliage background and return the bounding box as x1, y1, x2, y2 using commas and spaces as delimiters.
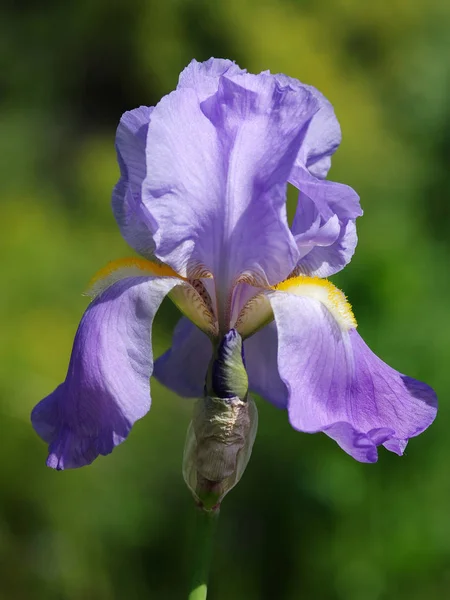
1, 0, 449, 598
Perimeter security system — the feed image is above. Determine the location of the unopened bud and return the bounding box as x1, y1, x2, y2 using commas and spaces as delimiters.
182, 330, 258, 510
208, 329, 248, 399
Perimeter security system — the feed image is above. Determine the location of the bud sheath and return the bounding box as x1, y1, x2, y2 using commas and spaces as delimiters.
183, 329, 258, 510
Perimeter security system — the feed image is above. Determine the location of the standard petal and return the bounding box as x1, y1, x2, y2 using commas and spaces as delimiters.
177, 57, 246, 100
275, 74, 342, 179
181, 64, 339, 180
142, 69, 320, 286
295, 219, 358, 278
153, 317, 212, 398
268, 290, 437, 462
31, 276, 180, 469
290, 165, 362, 277
244, 322, 288, 409
112, 106, 157, 257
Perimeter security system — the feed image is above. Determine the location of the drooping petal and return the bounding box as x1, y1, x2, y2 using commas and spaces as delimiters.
85, 256, 181, 298
112, 106, 156, 257
290, 165, 362, 277
153, 317, 212, 398
244, 322, 288, 409
142, 65, 321, 285
85, 258, 218, 337
267, 285, 437, 462
31, 276, 180, 469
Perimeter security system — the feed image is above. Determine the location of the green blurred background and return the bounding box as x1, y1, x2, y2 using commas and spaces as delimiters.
1, 0, 449, 598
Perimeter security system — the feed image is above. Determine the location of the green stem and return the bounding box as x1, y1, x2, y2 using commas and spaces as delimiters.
187, 507, 219, 600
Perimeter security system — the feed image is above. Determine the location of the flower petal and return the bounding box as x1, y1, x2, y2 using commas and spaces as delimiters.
153, 317, 212, 398
142, 64, 320, 285
229, 282, 274, 339
112, 106, 157, 257
85, 256, 181, 298
276, 73, 362, 278
290, 165, 362, 277
85, 258, 218, 337
31, 276, 180, 469
177, 57, 246, 100
275, 74, 342, 179
267, 289, 437, 462
244, 322, 288, 409
295, 219, 358, 278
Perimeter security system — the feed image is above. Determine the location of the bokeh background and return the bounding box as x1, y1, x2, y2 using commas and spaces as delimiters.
2, 0, 450, 598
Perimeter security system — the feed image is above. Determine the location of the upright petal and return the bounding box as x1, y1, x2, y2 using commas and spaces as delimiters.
31, 276, 180, 469
267, 286, 437, 462
275, 73, 362, 278
153, 317, 212, 398
274, 75, 360, 276
112, 106, 156, 257
290, 165, 362, 277
142, 66, 320, 286
181, 64, 339, 180
275, 74, 342, 179
111, 60, 360, 283
177, 57, 246, 101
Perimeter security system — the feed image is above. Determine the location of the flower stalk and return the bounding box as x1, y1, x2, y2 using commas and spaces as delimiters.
187, 507, 219, 600
185, 329, 256, 597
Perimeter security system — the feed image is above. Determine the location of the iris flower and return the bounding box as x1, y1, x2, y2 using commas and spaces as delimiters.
31, 58, 437, 470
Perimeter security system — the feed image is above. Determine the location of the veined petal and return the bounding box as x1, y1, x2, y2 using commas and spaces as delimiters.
31, 277, 180, 469
112, 106, 156, 257
153, 317, 212, 398
142, 65, 320, 286
232, 286, 273, 339
267, 284, 437, 462
169, 279, 218, 338
86, 258, 218, 336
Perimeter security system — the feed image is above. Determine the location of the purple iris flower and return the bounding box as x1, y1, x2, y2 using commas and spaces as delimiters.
31, 58, 437, 470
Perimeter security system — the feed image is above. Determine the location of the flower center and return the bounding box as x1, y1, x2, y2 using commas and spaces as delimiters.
86, 258, 356, 343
